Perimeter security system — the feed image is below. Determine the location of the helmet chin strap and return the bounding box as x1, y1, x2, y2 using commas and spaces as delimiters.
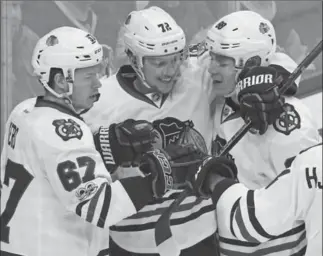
62, 81, 84, 114
63, 95, 79, 114
133, 57, 152, 90
140, 77, 152, 90
43, 79, 82, 114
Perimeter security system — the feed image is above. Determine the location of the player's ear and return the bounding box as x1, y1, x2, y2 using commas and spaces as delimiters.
54, 72, 68, 92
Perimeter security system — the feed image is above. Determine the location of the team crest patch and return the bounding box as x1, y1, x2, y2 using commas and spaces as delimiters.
259, 22, 270, 34
46, 35, 58, 46
273, 103, 301, 135
52, 118, 83, 141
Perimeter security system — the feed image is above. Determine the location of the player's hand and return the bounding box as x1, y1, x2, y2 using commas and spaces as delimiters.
139, 144, 205, 198
94, 119, 155, 171
237, 66, 285, 135
193, 156, 238, 199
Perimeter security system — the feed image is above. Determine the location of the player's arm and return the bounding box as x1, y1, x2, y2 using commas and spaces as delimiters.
198, 145, 322, 247
39, 120, 204, 228
43, 144, 155, 228
212, 169, 296, 243
37, 118, 185, 229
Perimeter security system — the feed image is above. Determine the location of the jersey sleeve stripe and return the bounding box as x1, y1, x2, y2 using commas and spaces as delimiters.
246, 191, 276, 240
219, 235, 260, 247
292, 245, 307, 256
97, 184, 112, 228
126, 197, 212, 220
0, 250, 25, 256
76, 199, 91, 217
275, 223, 305, 239
86, 182, 106, 223
110, 204, 214, 232
148, 191, 182, 204
219, 230, 306, 255
230, 198, 241, 238
235, 204, 261, 243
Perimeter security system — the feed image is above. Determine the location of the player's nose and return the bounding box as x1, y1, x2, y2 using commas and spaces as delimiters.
164, 64, 178, 77
208, 60, 219, 75
93, 76, 102, 89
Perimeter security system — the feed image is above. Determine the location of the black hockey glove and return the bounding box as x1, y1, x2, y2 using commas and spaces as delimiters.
139, 144, 205, 198
237, 66, 285, 135
193, 156, 238, 199
94, 119, 155, 172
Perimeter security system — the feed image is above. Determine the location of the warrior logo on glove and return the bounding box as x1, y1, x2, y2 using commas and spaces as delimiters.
237, 66, 286, 135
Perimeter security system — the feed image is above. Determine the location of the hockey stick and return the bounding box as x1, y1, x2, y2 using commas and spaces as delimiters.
154, 39, 323, 255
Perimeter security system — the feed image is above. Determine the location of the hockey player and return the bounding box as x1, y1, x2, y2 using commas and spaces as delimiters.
194, 142, 322, 256
0, 26, 203, 256
82, 6, 218, 256
203, 10, 321, 255
83, 6, 213, 150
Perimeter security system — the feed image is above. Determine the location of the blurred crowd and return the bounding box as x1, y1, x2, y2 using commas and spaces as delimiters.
1, 1, 322, 135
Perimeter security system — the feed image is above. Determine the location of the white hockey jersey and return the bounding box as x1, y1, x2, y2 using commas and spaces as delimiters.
83, 57, 214, 151
212, 52, 322, 255
0, 97, 156, 256
213, 143, 322, 256
82, 57, 218, 253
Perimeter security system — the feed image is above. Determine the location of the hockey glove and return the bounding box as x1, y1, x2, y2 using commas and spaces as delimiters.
193, 156, 238, 199
94, 119, 155, 172
139, 144, 205, 198
237, 66, 285, 135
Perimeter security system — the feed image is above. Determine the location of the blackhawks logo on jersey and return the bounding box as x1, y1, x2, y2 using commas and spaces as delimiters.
273, 103, 301, 135
52, 118, 83, 141
152, 117, 208, 154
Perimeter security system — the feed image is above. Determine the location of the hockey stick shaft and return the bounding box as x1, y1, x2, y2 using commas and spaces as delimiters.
155, 39, 322, 249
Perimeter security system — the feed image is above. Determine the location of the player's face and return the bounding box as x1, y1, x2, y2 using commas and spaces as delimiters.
208, 52, 238, 96
142, 51, 184, 94
71, 64, 102, 111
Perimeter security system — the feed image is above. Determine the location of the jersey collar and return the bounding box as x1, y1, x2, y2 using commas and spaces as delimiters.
116, 65, 169, 108
35, 96, 83, 120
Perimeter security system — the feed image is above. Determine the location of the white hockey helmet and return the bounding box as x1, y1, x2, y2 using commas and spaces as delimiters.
123, 6, 186, 85
31, 26, 103, 99
205, 11, 276, 69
